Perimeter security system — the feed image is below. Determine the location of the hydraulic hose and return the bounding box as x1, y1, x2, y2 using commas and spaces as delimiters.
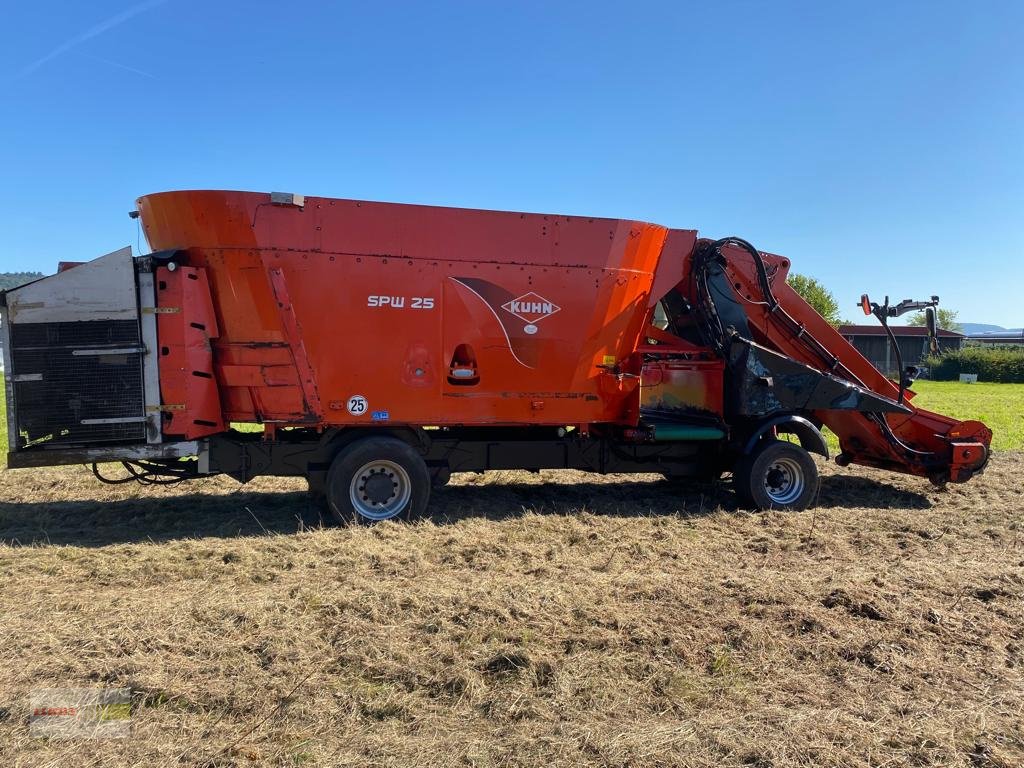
693, 235, 942, 467
879, 317, 907, 405
711, 237, 779, 312
91, 460, 196, 486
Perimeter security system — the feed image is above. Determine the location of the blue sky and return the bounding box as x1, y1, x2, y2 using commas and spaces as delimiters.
1, 1, 1021, 326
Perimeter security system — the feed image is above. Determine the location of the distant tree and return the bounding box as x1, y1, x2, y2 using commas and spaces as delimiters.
0, 272, 43, 291
908, 307, 961, 333
786, 273, 841, 327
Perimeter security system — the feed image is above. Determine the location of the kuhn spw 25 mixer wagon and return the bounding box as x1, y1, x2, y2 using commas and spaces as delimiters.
1, 190, 991, 521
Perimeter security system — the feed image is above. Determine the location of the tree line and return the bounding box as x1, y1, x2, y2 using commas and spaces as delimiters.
0, 272, 43, 291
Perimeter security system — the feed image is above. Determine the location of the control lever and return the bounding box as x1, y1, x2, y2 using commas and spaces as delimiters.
858, 293, 940, 405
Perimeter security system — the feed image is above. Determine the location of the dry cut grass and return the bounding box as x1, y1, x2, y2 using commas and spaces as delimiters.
0, 452, 1021, 767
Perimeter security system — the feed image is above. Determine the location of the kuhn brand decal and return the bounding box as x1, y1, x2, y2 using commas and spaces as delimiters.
449, 277, 562, 368
501, 292, 560, 335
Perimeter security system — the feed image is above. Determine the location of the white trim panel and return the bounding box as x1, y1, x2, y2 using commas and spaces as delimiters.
6, 247, 137, 324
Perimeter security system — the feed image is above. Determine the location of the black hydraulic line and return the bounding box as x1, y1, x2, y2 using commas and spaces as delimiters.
695, 268, 727, 352
702, 237, 867, 388
694, 236, 944, 464
91, 463, 139, 485
129, 459, 193, 476
711, 237, 779, 312
879, 318, 908, 406
866, 412, 938, 459
121, 461, 190, 485
91, 460, 193, 486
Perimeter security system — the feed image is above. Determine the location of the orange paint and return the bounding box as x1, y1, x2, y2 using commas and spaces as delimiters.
137, 190, 991, 482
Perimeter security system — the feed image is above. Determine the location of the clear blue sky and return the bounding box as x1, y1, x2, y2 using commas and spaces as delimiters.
2, 1, 1021, 326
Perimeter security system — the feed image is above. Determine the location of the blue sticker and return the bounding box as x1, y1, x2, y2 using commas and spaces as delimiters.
371, 410, 390, 421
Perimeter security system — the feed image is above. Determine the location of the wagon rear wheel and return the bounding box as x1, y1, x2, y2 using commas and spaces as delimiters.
325, 437, 431, 524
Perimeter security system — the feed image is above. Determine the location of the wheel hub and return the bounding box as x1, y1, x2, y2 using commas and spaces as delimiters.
349, 459, 412, 520
361, 470, 397, 505
763, 457, 805, 505
766, 466, 789, 491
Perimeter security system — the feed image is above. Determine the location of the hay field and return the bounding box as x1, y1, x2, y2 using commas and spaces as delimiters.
1, 377, 1022, 766
1, 453, 1022, 767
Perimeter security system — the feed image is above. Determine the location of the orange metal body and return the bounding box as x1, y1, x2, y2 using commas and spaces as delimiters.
137, 190, 990, 482
138, 190, 693, 433
155, 264, 225, 439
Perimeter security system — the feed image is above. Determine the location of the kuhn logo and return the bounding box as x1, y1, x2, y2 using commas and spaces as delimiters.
501, 292, 561, 324
450, 276, 548, 364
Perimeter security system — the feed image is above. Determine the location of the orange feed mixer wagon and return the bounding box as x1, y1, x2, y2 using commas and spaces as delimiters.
1, 190, 991, 521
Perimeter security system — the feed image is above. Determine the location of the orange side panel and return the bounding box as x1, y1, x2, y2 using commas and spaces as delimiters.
156, 266, 226, 439
137, 191, 675, 428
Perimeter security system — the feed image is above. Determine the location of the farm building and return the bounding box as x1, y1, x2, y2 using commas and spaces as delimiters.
967, 330, 1024, 348
838, 324, 964, 375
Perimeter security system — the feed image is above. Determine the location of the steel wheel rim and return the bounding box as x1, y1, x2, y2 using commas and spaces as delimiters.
349, 460, 412, 520
763, 457, 805, 505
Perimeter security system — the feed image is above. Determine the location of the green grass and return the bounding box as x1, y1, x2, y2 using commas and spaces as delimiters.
908, 380, 1023, 451
0, 374, 1020, 459
820, 380, 1024, 453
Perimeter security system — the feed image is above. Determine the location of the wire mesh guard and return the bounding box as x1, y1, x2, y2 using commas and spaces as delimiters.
11, 320, 146, 448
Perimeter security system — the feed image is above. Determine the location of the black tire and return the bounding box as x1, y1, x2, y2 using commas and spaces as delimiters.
733, 439, 819, 511
325, 436, 431, 524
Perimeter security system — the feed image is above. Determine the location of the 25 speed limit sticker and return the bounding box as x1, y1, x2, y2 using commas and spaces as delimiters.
346, 395, 368, 416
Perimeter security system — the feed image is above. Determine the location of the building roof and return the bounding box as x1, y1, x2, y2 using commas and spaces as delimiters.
838, 324, 965, 338
967, 331, 1024, 343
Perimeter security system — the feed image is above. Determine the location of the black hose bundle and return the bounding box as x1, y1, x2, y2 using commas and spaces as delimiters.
690, 241, 728, 354
713, 237, 780, 311
689, 235, 943, 464
691, 237, 779, 354
692, 236, 864, 383
91, 460, 196, 486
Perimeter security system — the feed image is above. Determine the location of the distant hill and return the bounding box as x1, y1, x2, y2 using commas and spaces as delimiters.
961, 322, 1024, 336
0, 271, 43, 291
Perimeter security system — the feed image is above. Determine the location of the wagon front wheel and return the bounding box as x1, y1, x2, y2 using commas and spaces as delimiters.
734, 439, 819, 511
326, 437, 431, 523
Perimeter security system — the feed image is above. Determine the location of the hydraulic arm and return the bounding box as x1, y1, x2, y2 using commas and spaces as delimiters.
687, 238, 990, 484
